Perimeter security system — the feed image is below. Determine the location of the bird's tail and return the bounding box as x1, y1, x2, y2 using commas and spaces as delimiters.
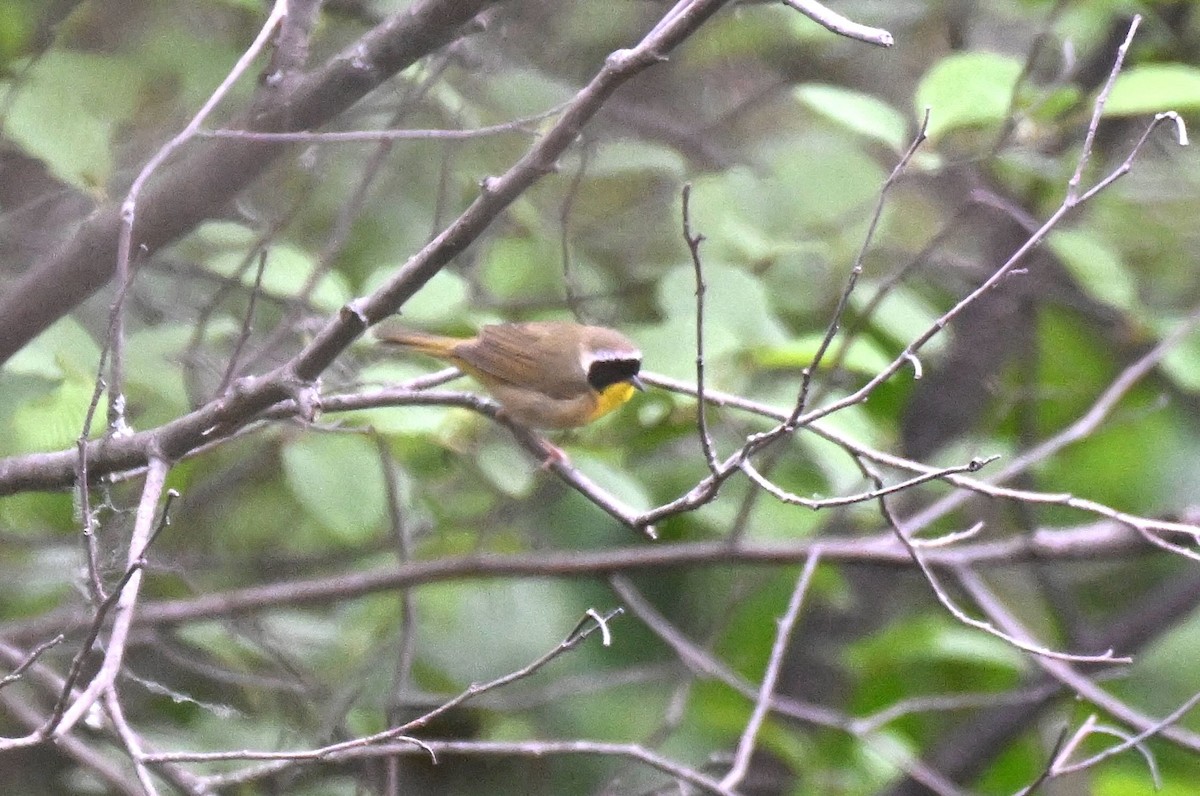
373, 323, 460, 358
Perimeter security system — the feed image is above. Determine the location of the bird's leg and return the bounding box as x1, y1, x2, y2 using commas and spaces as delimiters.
539, 440, 570, 469
496, 407, 571, 468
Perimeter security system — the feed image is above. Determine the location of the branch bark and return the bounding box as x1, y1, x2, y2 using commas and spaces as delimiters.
0, 0, 495, 364
0, 0, 735, 499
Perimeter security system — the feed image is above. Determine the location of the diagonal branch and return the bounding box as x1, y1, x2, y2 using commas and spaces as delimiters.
0, 0, 736, 500
0, 0, 497, 365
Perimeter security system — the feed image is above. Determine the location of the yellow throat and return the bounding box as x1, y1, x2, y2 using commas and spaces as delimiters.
593, 382, 637, 420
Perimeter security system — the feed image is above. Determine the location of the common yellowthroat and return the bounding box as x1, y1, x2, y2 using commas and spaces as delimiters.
375, 321, 644, 429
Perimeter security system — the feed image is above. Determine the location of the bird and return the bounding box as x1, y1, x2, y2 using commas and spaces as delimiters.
374, 320, 644, 429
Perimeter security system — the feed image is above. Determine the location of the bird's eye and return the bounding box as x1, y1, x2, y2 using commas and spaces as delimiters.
587, 358, 641, 391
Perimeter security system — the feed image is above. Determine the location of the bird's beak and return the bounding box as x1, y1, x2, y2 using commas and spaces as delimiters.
630, 375, 646, 391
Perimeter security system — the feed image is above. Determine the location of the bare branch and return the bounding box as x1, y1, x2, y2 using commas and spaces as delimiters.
51, 457, 170, 737
681, 182, 721, 472
956, 567, 1200, 752
781, 0, 894, 47
720, 549, 821, 790
0, 0, 497, 364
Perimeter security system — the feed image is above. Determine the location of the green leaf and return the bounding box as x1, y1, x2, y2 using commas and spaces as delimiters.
191, 220, 259, 250
0, 4, 33, 64
1105, 64, 1200, 117
850, 615, 1025, 674
353, 369, 478, 445
364, 270, 470, 327
928, 625, 1026, 671
5, 51, 143, 187
281, 434, 388, 541
800, 404, 889, 485
570, 452, 652, 511
474, 66, 576, 118
915, 52, 1023, 141
1028, 84, 1082, 122
1095, 768, 1199, 796
795, 84, 909, 152
477, 439, 536, 497
635, 262, 790, 383
850, 282, 945, 354
689, 131, 886, 248
416, 580, 579, 683
1047, 229, 1137, 310
1, 317, 100, 380
754, 333, 892, 376
8, 377, 106, 453
0, 546, 78, 617
264, 245, 352, 314
480, 235, 563, 301
125, 324, 193, 423
205, 242, 351, 313
1160, 322, 1200, 392
582, 139, 686, 179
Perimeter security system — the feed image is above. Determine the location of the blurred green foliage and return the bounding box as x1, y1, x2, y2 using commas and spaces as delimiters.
3, 0, 1200, 794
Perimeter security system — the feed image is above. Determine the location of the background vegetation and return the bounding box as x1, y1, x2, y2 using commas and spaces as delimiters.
3, 0, 1200, 793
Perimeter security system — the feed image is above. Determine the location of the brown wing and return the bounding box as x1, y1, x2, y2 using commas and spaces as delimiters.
453, 323, 583, 399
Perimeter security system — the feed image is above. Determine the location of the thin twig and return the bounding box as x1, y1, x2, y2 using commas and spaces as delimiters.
740, 454, 995, 510
0, 635, 64, 691
0, 690, 143, 795
103, 688, 160, 796
217, 249, 270, 394
1012, 725, 1073, 796
681, 182, 720, 472
0, 0, 739, 511
629, 115, 931, 528
640, 371, 1200, 540
792, 65, 1185, 444
371, 431, 420, 720
790, 107, 931, 423
118, 0, 288, 262
77, 269, 141, 601
1048, 709, 1177, 784
720, 548, 822, 790
112, 0, 289, 426
956, 566, 1200, 752
870, 463, 1126, 665
610, 574, 965, 794
780, 0, 893, 46
52, 457, 171, 737
199, 738, 736, 795
201, 106, 562, 142
1066, 15, 1140, 202
144, 610, 629, 781
904, 304, 1200, 536
560, 141, 592, 320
